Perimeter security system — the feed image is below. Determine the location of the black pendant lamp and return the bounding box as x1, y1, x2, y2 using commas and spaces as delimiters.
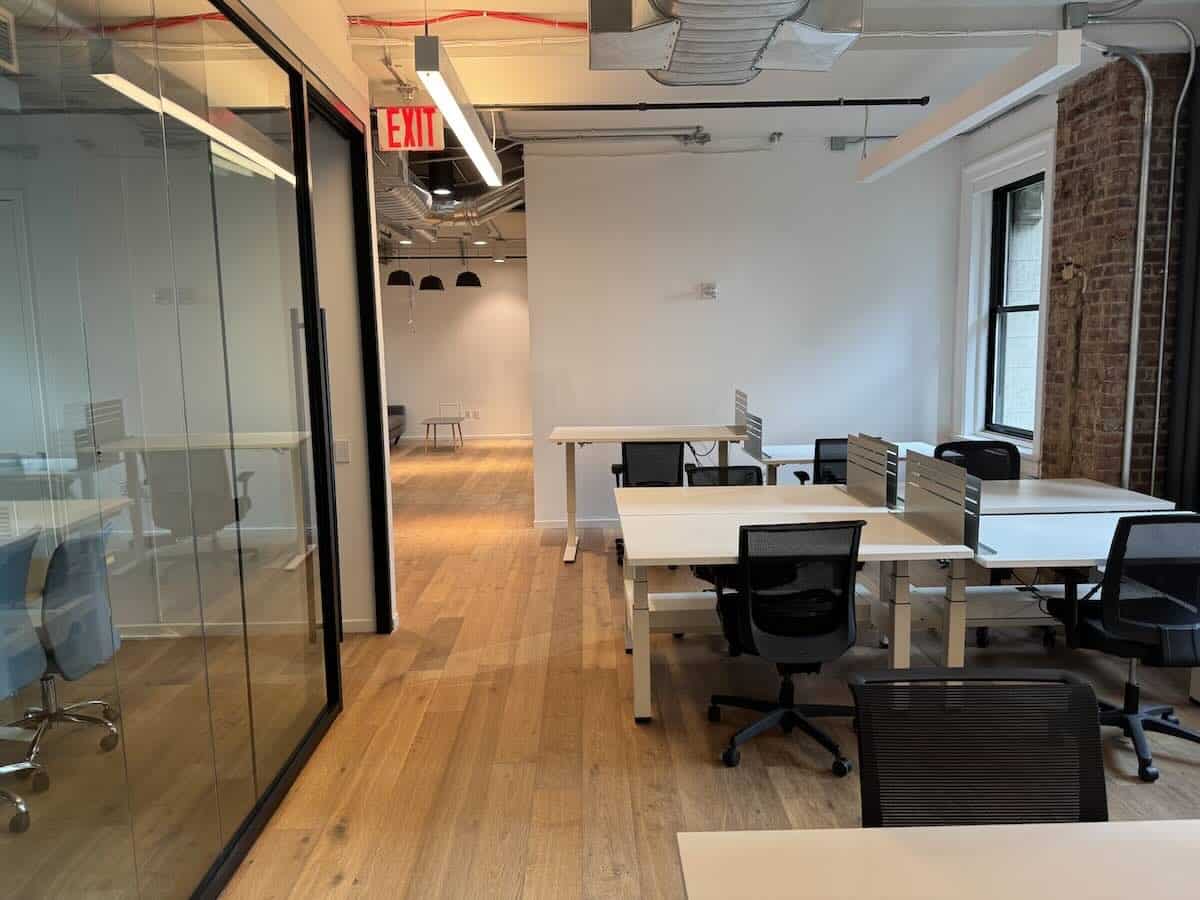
454, 238, 483, 288
419, 273, 445, 291
387, 268, 413, 287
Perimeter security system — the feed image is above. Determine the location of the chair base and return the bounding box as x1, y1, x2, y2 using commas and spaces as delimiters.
1099, 680, 1200, 783
1, 675, 121, 833
709, 675, 854, 776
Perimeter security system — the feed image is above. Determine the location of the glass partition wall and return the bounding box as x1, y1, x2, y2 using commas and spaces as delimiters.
0, 3, 342, 896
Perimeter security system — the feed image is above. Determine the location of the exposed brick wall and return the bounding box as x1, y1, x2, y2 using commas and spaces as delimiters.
1041, 54, 1190, 492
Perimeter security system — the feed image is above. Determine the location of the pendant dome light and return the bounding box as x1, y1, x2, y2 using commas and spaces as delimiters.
387, 268, 413, 287
419, 273, 445, 291
454, 238, 482, 288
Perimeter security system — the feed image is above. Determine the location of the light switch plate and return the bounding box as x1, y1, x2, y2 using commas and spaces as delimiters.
334, 439, 351, 464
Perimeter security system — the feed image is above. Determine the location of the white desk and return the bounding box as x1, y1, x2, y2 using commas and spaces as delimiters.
618, 489, 971, 722
8, 498, 132, 536
678, 820, 1200, 900
978, 477, 1175, 515
97, 432, 311, 568
759, 441, 937, 485
548, 424, 745, 563
616, 484, 884, 517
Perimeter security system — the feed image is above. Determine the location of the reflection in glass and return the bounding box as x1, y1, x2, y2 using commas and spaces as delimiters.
0, 3, 332, 896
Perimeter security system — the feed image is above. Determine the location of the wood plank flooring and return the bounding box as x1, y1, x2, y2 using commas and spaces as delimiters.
222, 439, 1200, 899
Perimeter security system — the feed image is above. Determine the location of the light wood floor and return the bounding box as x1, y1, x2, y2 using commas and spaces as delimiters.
223, 439, 1200, 899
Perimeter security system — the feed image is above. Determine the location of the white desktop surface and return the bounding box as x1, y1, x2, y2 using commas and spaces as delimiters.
615, 484, 884, 517
621, 509, 972, 568
975, 510, 1179, 569
979, 478, 1172, 515
678, 820, 1200, 900
761, 440, 936, 465
548, 424, 745, 444
8, 498, 131, 534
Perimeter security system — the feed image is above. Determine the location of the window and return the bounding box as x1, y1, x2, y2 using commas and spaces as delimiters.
985, 173, 1045, 439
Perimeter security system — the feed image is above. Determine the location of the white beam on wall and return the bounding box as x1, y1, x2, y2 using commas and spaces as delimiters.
858, 30, 1081, 183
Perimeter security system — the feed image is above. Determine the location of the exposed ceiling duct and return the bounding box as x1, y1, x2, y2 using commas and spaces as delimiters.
374, 171, 525, 242
589, 0, 863, 86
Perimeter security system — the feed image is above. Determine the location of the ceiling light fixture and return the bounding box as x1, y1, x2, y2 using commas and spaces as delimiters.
455, 238, 483, 288
415, 35, 503, 188
419, 274, 445, 291
387, 269, 414, 287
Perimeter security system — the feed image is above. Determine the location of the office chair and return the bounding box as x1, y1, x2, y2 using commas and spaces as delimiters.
5, 530, 121, 820
388, 405, 407, 446
849, 668, 1108, 826
611, 442, 684, 566
142, 449, 254, 554
933, 439, 1023, 646
793, 438, 848, 485
708, 521, 866, 775
1049, 514, 1200, 783
1, 530, 46, 834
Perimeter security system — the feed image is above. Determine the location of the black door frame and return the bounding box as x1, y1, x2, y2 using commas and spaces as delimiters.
190, 1, 392, 896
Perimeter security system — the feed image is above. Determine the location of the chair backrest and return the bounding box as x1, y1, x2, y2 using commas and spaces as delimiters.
934, 440, 1020, 481
438, 400, 463, 418
849, 669, 1108, 828
144, 449, 237, 539
0, 530, 48, 700
619, 442, 684, 488
41, 528, 119, 681
813, 438, 848, 485
1100, 514, 1200, 658
686, 465, 763, 487
732, 521, 865, 664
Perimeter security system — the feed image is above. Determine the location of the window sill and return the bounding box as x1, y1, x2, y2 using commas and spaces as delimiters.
955, 431, 1039, 461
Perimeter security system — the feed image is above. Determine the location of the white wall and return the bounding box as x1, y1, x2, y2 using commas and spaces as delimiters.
382, 260, 532, 438
526, 140, 962, 526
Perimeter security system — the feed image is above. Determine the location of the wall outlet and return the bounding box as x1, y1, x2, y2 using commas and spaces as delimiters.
334, 438, 351, 464
699, 282, 718, 301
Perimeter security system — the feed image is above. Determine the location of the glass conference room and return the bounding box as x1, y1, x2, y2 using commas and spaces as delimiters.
0, 2, 357, 896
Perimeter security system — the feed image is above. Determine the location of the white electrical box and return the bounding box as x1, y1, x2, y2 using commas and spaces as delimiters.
699, 282, 718, 300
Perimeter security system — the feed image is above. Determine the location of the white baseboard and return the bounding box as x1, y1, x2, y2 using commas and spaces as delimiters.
118, 617, 377, 639
534, 516, 619, 529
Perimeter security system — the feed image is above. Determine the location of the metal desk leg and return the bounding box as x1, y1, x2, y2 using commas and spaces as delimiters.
125, 451, 145, 564
718, 441, 729, 468
630, 563, 651, 722
885, 560, 911, 669
766, 463, 778, 486
424, 423, 430, 453
941, 558, 968, 667
623, 557, 634, 654
563, 442, 579, 564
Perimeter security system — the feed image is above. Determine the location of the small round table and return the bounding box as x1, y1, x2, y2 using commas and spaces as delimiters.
422, 416, 465, 452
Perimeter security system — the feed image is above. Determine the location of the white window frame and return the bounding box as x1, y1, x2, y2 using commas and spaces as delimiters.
952, 129, 1054, 472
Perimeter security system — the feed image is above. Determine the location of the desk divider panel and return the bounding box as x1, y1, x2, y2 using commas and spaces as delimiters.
0, 502, 18, 538
734, 389, 748, 430
903, 452, 981, 548
743, 413, 763, 461
846, 434, 899, 508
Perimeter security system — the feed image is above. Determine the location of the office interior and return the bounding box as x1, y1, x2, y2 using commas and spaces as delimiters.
4, 1, 1200, 898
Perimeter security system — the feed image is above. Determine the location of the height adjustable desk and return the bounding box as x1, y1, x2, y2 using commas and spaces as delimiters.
547, 424, 745, 564
758, 440, 937, 485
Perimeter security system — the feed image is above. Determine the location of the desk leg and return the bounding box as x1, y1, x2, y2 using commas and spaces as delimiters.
125, 452, 145, 564
563, 443, 579, 564
941, 559, 968, 668
630, 563, 651, 723
623, 557, 634, 654
885, 561, 911, 669
767, 464, 778, 486
424, 423, 430, 453
718, 441, 729, 468
1190, 670, 1200, 706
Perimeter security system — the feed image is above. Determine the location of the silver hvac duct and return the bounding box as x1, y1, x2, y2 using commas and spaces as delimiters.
374, 175, 525, 238
589, 0, 863, 85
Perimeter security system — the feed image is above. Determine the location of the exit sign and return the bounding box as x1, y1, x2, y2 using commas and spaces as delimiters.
376, 106, 445, 152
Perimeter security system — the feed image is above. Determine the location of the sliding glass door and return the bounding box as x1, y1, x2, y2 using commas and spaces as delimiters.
0, 3, 339, 896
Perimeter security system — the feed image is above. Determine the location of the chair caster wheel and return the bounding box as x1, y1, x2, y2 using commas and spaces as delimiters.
104, 706, 120, 722
707, 705, 721, 723
975, 627, 991, 649
721, 746, 741, 768
1138, 764, 1159, 783
781, 719, 795, 735
625, 647, 633, 655
673, 633, 684, 640
877, 636, 889, 650
31, 772, 49, 793
100, 733, 119, 752
1042, 628, 1056, 649
1163, 713, 1180, 725
9, 811, 30, 834
832, 758, 853, 778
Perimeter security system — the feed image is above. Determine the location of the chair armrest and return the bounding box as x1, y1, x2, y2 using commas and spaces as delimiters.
236, 471, 255, 487
794, 471, 810, 484
611, 463, 624, 486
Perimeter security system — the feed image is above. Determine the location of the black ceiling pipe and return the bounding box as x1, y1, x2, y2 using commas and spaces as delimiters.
477, 96, 930, 113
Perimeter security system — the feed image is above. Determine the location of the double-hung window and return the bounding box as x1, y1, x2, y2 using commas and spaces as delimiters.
985, 173, 1045, 439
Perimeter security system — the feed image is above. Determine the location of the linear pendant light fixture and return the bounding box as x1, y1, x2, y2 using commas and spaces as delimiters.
415, 35, 503, 188
857, 30, 1081, 183
89, 38, 297, 187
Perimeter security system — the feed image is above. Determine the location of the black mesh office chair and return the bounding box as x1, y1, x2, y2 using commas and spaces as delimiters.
708, 521, 866, 775
1049, 514, 1200, 782
849, 669, 1109, 827
612, 442, 684, 566
935, 439, 1023, 647
934, 439, 1020, 481
793, 438, 848, 485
